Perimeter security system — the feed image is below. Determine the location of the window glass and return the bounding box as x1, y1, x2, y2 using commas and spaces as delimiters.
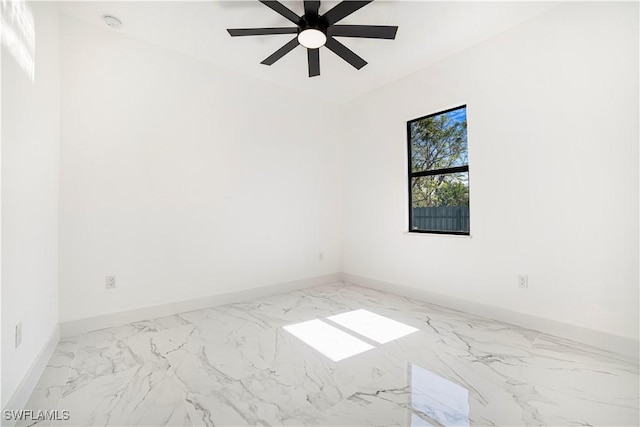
408, 106, 469, 234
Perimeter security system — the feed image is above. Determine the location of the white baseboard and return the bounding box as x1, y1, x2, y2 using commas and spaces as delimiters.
58, 271, 639, 359
342, 273, 639, 360
2, 324, 60, 426
60, 273, 342, 337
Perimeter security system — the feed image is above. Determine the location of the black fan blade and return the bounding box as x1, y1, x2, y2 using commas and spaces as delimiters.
325, 37, 367, 69
261, 37, 300, 65
328, 25, 397, 39
308, 48, 320, 77
304, 0, 320, 17
259, 1, 301, 24
227, 27, 299, 37
322, 1, 372, 26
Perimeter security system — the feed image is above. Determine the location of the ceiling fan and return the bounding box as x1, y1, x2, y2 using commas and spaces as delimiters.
226, 1, 398, 77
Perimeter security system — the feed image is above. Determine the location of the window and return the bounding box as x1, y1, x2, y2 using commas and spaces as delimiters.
407, 105, 469, 235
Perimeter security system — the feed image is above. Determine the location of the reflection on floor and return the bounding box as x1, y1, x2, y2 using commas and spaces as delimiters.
19, 283, 640, 426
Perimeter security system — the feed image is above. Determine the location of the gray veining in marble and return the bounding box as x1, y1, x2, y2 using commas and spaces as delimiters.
17, 283, 639, 426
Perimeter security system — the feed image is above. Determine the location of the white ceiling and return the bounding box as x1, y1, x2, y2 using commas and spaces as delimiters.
57, 1, 560, 104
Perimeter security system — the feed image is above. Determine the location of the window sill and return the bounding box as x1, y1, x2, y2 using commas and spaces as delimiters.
403, 231, 472, 238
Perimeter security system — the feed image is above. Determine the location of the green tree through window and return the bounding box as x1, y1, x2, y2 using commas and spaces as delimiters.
407, 106, 469, 234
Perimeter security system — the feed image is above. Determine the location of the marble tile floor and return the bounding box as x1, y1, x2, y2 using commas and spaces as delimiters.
18, 283, 639, 426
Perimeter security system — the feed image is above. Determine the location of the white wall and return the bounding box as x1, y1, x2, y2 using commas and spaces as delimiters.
58, 16, 342, 322
341, 2, 639, 340
1, 18, 3, 411
1, 2, 60, 409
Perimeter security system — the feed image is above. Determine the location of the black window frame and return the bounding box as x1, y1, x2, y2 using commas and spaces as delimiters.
407, 105, 470, 236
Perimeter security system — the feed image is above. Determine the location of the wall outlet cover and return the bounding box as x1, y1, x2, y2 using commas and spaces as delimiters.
15, 322, 23, 348
106, 275, 116, 289
518, 275, 529, 289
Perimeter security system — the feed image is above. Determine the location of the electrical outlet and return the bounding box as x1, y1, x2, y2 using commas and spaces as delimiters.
15, 322, 22, 348
318, 252, 324, 261
105, 275, 116, 289
518, 274, 529, 289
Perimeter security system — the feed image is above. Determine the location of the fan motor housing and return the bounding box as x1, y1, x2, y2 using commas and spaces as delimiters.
299, 13, 329, 34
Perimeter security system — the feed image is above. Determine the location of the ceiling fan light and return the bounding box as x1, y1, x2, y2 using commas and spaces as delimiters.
298, 29, 326, 49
